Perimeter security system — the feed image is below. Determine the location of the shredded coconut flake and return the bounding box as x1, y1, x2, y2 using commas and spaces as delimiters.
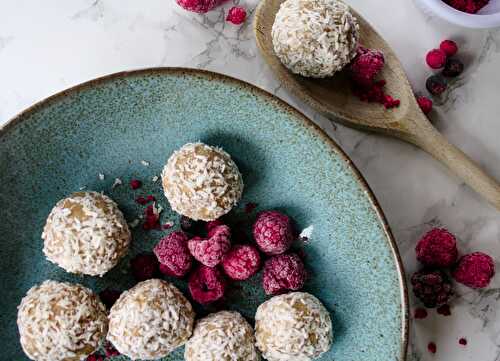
128, 218, 140, 228
141, 160, 150, 166
152, 175, 159, 183
299, 225, 314, 241
98, 173, 105, 181
112, 178, 122, 189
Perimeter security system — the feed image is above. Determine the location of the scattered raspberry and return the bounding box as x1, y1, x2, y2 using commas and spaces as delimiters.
98, 289, 122, 309
142, 204, 161, 230
226, 6, 247, 25
135, 196, 147, 205
222, 244, 261, 280
440, 40, 458, 57
416, 228, 458, 268
188, 265, 226, 304
426, 75, 447, 96
442, 58, 464, 77
253, 210, 294, 255
426, 49, 447, 69
244, 202, 258, 214
104, 342, 120, 357
262, 253, 306, 295
443, 0, 489, 14
437, 304, 451, 316
130, 179, 142, 190
188, 225, 231, 267
130, 253, 159, 281
428, 342, 437, 354
146, 195, 155, 202
86, 353, 104, 361
414, 307, 428, 319
352, 80, 400, 109
459, 337, 467, 346
452, 252, 495, 289
350, 46, 385, 87
417, 96, 433, 115
411, 269, 453, 308
206, 219, 224, 237
154, 231, 193, 278
162, 222, 173, 230
176, 0, 221, 13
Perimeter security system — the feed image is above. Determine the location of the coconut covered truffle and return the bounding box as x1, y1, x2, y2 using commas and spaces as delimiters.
185, 311, 260, 361
272, 0, 359, 78
17, 280, 107, 361
255, 292, 333, 361
107, 279, 195, 360
162, 142, 243, 221
42, 191, 131, 276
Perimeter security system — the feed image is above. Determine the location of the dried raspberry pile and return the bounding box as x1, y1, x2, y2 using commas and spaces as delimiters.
411, 269, 453, 308
442, 0, 489, 13
452, 252, 495, 288
253, 210, 294, 255
263, 253, 306, 295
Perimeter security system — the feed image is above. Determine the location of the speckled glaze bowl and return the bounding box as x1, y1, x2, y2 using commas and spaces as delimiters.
0, 68, 408, 361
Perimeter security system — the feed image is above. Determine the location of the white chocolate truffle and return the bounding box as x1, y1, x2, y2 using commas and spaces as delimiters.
107, 279, 195, 360
185, 311, 260, 361
162, 142, 244, 221
272, 0, 359, 78
255, 292, 333, 361
17, 280, 108, 361
42, 191, 131, 276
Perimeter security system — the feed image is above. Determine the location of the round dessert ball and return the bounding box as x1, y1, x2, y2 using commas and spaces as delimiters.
17, 280, 107, 361
107, 279, 195, 360
185, 311, 260, 361
162, 142, 244, 221
272, 0, 359, 78
42, 191, 131, 276
255, 292, 333, 361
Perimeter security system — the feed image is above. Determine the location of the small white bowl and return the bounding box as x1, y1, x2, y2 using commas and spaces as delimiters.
415, 0, 500, 28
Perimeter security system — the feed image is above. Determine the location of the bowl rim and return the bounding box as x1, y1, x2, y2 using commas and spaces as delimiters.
0, 67, 409, 360
418, 0, 500, 28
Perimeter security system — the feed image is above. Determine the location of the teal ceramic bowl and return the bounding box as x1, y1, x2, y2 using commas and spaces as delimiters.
0, 68, 408, 361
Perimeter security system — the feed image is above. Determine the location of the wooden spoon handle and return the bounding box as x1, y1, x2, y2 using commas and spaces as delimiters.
409, 121, 500, 211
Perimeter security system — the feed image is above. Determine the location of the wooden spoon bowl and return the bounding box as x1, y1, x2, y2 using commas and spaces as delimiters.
254, 0, 500, 211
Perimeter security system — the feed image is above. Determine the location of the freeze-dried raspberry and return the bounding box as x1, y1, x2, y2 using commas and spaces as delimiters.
262, 253, 306, 295
176, 0, 222, 13
222, 244, 261, 280
253, 210, 294, 255
411, 269, 453, 308
350, 46, 385, 87
188, 265, 226, 304
226, 6, 247, 25
452, 252, 495, 289
154, 231, 193, 278
98, 289, 122, 309
416, 228, 458, 268
188, 225, 231, 267
130, 253, 158, 281
130, 179, 142, 190
428, 342, 437, 353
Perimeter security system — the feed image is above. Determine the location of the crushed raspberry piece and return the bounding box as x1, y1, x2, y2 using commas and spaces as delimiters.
459, 337, 467, 345
98, 289, 122, 309
130, 179, 142, 190
146, 195, 155, 202
262, 253, 306, 295
437, 304, 451, 316
428, 342, 437, 354
130, 253, 158, 281
86, 353, 104, 361
222, 244, 261, 280
188, 225, 231, 267
414, 308, 428, 319
253, 210, 294, 255
154, 231, 193, 278
452, 252, 495, 289
104, 342, 120, 357
226, 6, 247, 25
188, 265, 226, 304
350, 46, 385, 87
416, 228, 458, 268
244, 202, 258, 214
440, 40, 458, 57
426, 49, 447, 69
176, 0, 221, 13
142, 204, 161, 230
443, 0, 489, 13
135, 196, 147, 205
417, 96, 433, 115
411, 269, 453, 308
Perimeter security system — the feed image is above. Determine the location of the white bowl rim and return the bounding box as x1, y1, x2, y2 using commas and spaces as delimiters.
419, 0, 500, 28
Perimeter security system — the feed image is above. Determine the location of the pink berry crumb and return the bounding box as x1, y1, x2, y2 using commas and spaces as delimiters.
188, 265, 226, 304
459, 337, 467, 346
154, 231, 193, 278
188, 224, 231, 267
130, 179, 142, 190
222, 244, 261, 280
176, 0, 221, 13
414, 307, 428, 319
428, 342, 437, 353
262, 253, 306, 295
416, 228, 458, 268
253, 210, 294, 255
226, 6, 247, 25
452, 252, 495, 289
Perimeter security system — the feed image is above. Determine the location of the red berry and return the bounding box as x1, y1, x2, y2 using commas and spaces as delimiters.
426, 49, 447, 69
350, 46, 385, 87
154, 231, 193, 278
130, 253, 158, 281
98, 289, 122, 309
426, 75, 447, 96
416, 228, 458, 268
130, 179, 142, 190
206, 219, 224, 237
442, 58, 464, 77
262, 253, 306, 295
440, 40, 458, 57
428, 342, 437, 354
452, 252, 495, 289
411, 269, 453, 308
253, 210, 294, 255
188, 265, 226, 304
135, 196, 147, 205
188, 225, 231, 267
414, 307, 428, 319
417, 96, 433, 115
226, 6, 247, 25
176, 0, 221, 13
459, 337, 467, 346
104, 342, 120, 357
222, 244, 261, 280
436, 304, 451, 316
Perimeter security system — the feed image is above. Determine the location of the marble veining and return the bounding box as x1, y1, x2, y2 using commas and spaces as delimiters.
1, 0, 500, 360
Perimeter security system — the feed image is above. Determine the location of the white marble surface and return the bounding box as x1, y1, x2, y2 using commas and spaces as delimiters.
1, 1, 500, 360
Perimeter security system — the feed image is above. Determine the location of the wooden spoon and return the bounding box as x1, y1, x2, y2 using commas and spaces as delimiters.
254, 0, 500, 211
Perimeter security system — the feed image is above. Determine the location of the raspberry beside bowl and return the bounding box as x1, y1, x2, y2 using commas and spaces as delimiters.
415, 0, 500, 28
